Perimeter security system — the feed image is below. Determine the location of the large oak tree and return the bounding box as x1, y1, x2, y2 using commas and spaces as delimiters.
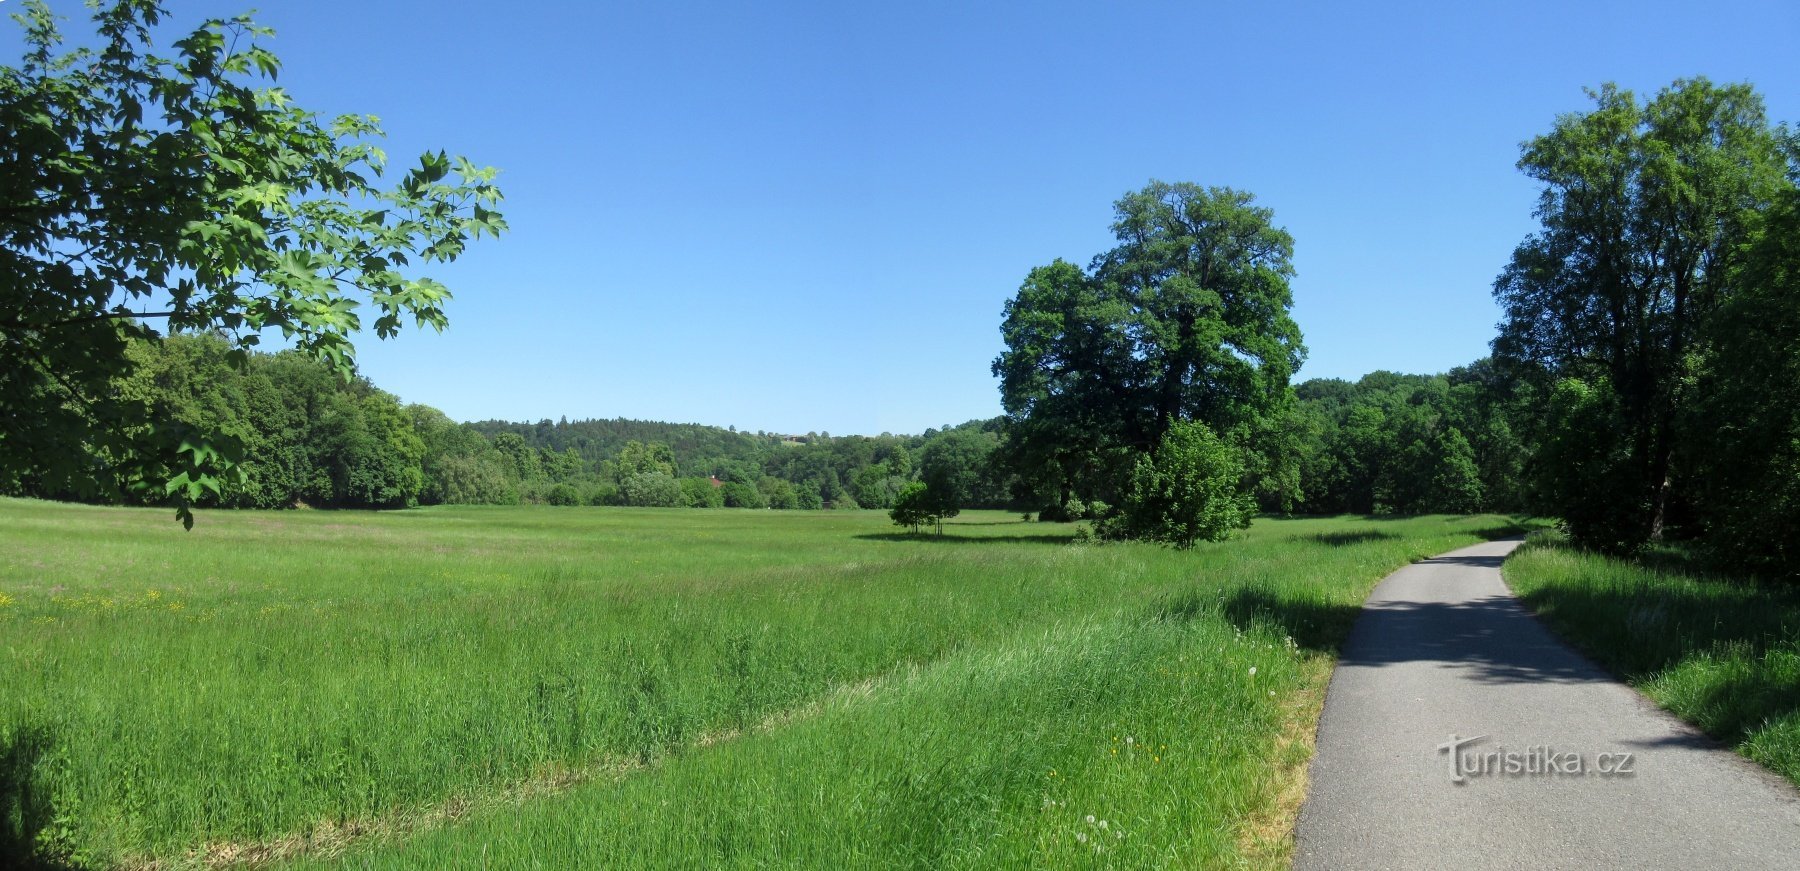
993, 181, 1305, 514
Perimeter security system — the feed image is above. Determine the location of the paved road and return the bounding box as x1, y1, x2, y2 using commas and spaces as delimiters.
1294, 537, 1800, 870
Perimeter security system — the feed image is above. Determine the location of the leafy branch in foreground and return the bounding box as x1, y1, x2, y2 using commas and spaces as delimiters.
0, 0, 506, 525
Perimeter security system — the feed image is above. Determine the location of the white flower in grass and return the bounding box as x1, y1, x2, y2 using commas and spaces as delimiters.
1098, 819, 1109, 830
1076, 831, 1088, 844
1249, 666, 1258, 677
1085, 814, 1096, 824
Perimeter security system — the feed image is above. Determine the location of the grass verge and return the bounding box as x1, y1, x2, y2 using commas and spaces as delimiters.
1503, 530, 1800, 784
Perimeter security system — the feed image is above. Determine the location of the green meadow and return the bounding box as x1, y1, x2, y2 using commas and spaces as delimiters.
0, 499, 1524, 868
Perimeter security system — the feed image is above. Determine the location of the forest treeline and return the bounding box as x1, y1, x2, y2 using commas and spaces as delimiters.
1, 330, 1543, 519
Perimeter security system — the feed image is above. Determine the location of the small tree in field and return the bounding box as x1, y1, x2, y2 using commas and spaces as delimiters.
889, 481, 942, 534
1102, 419, 1254, 548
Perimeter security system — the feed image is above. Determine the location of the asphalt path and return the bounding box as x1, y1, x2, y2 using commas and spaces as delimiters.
1294, 537, 1800, 870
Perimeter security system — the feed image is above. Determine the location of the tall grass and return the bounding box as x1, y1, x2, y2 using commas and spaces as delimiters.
0, 499, 1523, 868
1503, 531, 1800, 783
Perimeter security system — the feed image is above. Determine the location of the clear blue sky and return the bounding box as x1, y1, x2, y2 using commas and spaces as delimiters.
14, 1, 1799, 434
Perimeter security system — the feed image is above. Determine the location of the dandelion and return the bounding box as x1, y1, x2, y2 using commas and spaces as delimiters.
1085, 814, 1096, 824
1269, 690, 1276, 697
1098, 820, 1109, 830
1248, 666, 1257, 677
1076, 832, 1088, 844
0, 592, 12, 607
1125, 736, 1134, 746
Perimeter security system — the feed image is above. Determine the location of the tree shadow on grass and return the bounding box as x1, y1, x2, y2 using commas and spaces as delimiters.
1218, 587, 1366, 653
1308, 529, 1399, 547
1, 725, 80, 871
853, 532, 1075, 546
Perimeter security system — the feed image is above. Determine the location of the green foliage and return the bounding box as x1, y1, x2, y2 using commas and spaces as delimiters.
0, 1, 504, 522
1102, 420, 1254, 548
544, 484, 582, 507
888, 481, 940, 533
757, 476, 797, 510
994, 181, 1305, 512
1287, 366, 1528, 516
720, 481, 765, 510
615, 441, 677, 481
619, 472, 684, 508
1427, 428, 1483, 514
917, 428, 1004, 510
1685, 184, 1800, 577
1494, 78, 1794, 547
680, 477, 725, 509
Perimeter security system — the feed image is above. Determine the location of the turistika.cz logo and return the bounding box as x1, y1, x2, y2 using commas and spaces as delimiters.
1437, 734, 1636, 783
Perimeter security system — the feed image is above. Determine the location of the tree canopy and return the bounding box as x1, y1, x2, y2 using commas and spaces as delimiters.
993, 181, 1305, 525
1493, 78, 1793, 550
0, 0, 505, 524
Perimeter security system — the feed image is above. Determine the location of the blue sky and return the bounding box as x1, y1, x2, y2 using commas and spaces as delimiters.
12, 1, 1799, 434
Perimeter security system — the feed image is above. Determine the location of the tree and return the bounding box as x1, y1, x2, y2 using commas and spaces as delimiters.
888, 481, 943, 534
757, 476, 797, 509
680, 476, 725, 508
918, 428, 1000, 510
619, 472, 684, 508
1425, 427, 1483, 513
615, 440, 676, 480
994, 181, 1305, 512
1685, 182, 1800, 576
1101, 419, 1253, 548
720, 480, 764, 509
1493, 79, 1790, 549
0, 1, 505, 525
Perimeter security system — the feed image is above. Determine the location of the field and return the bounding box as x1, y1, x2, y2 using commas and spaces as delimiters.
0, 499, 1524, 869
1503, 532, 1800, 785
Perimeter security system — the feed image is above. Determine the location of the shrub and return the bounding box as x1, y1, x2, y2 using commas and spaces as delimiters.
620, 472, 685, 508
757, 477, 798, 510
545, 483, 582, 506
1100, 419, 1254, 548
680, 477, 725, 509
721, 481, 765, 509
